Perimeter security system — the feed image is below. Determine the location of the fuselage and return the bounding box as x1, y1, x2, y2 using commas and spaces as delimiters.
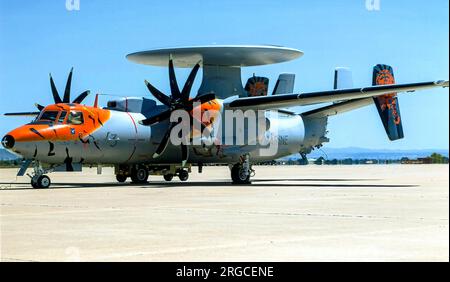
2, 99, 310, 166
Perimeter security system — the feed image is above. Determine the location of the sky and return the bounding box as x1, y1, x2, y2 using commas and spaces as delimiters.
0, 0, 448, 150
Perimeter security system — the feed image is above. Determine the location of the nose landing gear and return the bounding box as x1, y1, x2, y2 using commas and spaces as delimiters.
31, 175, 51, 189
28, 161, 51, 188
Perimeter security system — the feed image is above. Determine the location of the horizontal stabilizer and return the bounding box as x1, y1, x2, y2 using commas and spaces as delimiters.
301, 98, 373, 118
226, 80, 448, 110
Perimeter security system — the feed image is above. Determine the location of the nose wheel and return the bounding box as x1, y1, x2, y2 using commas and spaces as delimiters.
31, 175, 51, 189
28, 161, 52, 188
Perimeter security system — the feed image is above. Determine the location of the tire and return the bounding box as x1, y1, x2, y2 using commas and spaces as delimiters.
131, 167, 149, 183
163, 174, 174, 181
178, 170, 189, 181
231, 164, 251, 184
116, 174, 127, 183
33, 175, 51, 188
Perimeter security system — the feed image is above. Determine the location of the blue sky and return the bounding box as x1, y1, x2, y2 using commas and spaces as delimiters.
0, 0, 448, 150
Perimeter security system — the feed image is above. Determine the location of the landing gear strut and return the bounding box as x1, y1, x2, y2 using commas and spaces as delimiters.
231, 155, 253, 184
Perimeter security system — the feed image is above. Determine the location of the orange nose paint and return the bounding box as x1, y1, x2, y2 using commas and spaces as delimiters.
6, 104, 111, 143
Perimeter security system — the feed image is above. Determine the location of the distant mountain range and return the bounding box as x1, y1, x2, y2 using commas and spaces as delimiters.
1, 147, 448, 161
281, 147, 449, 161
0, 149, 20, 160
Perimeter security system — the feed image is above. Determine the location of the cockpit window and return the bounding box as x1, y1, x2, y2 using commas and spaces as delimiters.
58, 111, 67, 123
39, 111, 59, 122
67, 111, 84, 125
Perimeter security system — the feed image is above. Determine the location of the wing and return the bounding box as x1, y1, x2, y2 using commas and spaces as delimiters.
226, 80, 449, 110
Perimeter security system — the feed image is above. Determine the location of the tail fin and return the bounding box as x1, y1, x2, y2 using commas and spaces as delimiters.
372, 64, 404, 140
334, 67, 353, 89
272, 73, 295, 95
245, 75, 269, 97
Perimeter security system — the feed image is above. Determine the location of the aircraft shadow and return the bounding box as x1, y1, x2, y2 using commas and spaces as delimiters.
0, 179, 418, 190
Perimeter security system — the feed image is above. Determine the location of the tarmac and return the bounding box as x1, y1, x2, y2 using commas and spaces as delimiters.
0, 165, 448, 262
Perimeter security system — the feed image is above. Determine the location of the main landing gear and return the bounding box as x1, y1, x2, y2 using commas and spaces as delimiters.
114, 164, 191, 183
231, 155, 254, 184
163, 169, 189, 182
130, 166, 149, 184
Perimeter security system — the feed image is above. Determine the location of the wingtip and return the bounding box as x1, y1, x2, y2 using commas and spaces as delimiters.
435, 80, 449, 88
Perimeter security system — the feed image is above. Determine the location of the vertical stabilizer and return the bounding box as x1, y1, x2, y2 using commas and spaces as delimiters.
372, 64, 404, 140
333, 67, 353, 89
272, 73, 295, 95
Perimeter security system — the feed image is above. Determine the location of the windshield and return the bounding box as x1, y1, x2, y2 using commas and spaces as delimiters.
67, 111, 84, 125
39, 111, 59, 122
58, 111, 67, 123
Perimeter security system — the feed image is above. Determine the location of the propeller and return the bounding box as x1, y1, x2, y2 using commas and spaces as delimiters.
49, 68, 90, 104
139, 56, 216, 166
4, 68, 90, 117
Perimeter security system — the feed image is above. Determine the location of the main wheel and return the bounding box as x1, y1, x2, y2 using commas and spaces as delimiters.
116, 174, 127, 183
178, 170, 189, 181
130, 167, 149, 183
31, 175, 51, 189
231, 164, 251, 184
163, 174, 174, 181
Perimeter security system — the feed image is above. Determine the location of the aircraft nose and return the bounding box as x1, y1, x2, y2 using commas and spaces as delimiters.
1, 135, 15, 149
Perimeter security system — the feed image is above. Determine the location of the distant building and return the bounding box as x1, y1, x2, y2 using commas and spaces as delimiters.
401, 157, 432, 164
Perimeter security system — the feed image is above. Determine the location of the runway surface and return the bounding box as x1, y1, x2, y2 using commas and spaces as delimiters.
0, 165, 448, 261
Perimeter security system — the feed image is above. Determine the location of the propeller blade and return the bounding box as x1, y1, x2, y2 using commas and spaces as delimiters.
63, 67, 73, 103
181, 61, 201, 102
49, 74, 62, 104
72, 90, 90, 104
35, 103, 45, 111
4, 112, 40, 116
181, 144, 188, 167
144, 80, 171, 106
139, 109, 172, 126
168, 56, 181, 99
153, 122, 177, 158
272, 79, 280, 95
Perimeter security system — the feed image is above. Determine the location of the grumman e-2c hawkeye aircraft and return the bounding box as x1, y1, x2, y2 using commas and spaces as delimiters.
2, 45, 448, 188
